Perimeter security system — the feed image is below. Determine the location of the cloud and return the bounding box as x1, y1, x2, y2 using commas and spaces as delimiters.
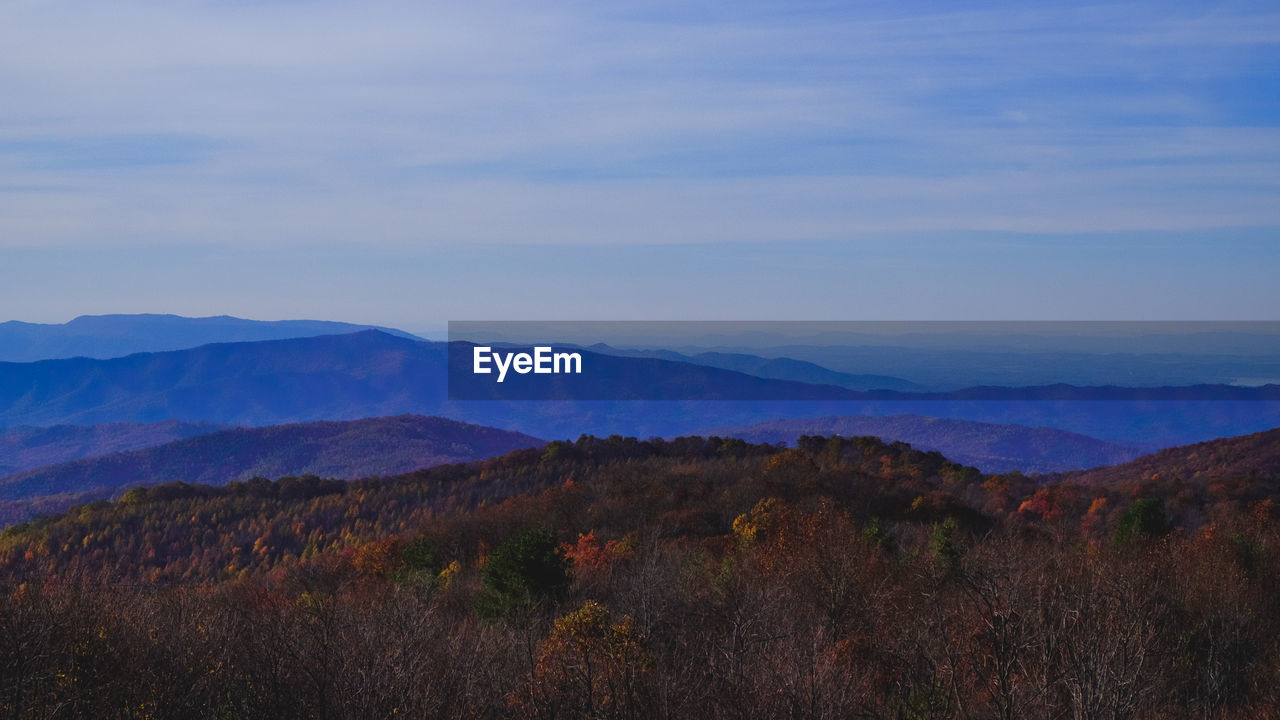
0, 0, 1277, 249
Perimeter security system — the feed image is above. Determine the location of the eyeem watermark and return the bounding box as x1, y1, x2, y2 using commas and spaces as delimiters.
447, 320, 1280, 401
472, 346, 582, 383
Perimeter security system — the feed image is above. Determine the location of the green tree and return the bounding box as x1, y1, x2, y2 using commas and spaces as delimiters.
477, 528, 572, 620
931, 517, 962, 580
392, 535, 440, 584
1114, 498, 1171, 546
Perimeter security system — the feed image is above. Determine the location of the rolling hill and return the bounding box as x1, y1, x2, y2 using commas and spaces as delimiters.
703, 414, 1142, 473
0, 419, 227, 476
1063, 426, 1280, 486
0, 415, 543, 524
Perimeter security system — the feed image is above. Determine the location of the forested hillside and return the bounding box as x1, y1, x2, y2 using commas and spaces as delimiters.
0, 420, 226, 476
0, 415, 543, 526
706, 413, 1141, 472
1065, 426, 1280, 485
1, 431, 1279, 718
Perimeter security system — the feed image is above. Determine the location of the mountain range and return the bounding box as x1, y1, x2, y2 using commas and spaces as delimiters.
1, 330, 1278, 447
0, 330, 444, 427
5, 425, 1279, 586
0, 412, 1149, 526
0, 313, 420, 363
0, 315, 1277, 717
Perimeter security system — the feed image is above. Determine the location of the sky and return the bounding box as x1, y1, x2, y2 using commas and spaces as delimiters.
1, 0, 1278, 331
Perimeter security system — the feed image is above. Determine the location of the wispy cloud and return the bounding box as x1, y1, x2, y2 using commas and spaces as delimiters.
0, 0, 1277, 250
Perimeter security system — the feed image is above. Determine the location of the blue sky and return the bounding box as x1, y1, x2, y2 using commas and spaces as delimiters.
1, 0, 1277, 329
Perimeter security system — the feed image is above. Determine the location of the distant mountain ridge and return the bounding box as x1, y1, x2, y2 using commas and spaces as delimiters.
0, 330, 445, 427
0, 313, 421, 362
0, 415, 544, 525
703, 414, 1143, 473
582, 344, 921, 391
661, 341, 1280, 389
0, 420, 227, 476
0, 330, 1276, 448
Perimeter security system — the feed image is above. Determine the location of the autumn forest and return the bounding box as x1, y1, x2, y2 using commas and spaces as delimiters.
2, 431, 1280, 719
